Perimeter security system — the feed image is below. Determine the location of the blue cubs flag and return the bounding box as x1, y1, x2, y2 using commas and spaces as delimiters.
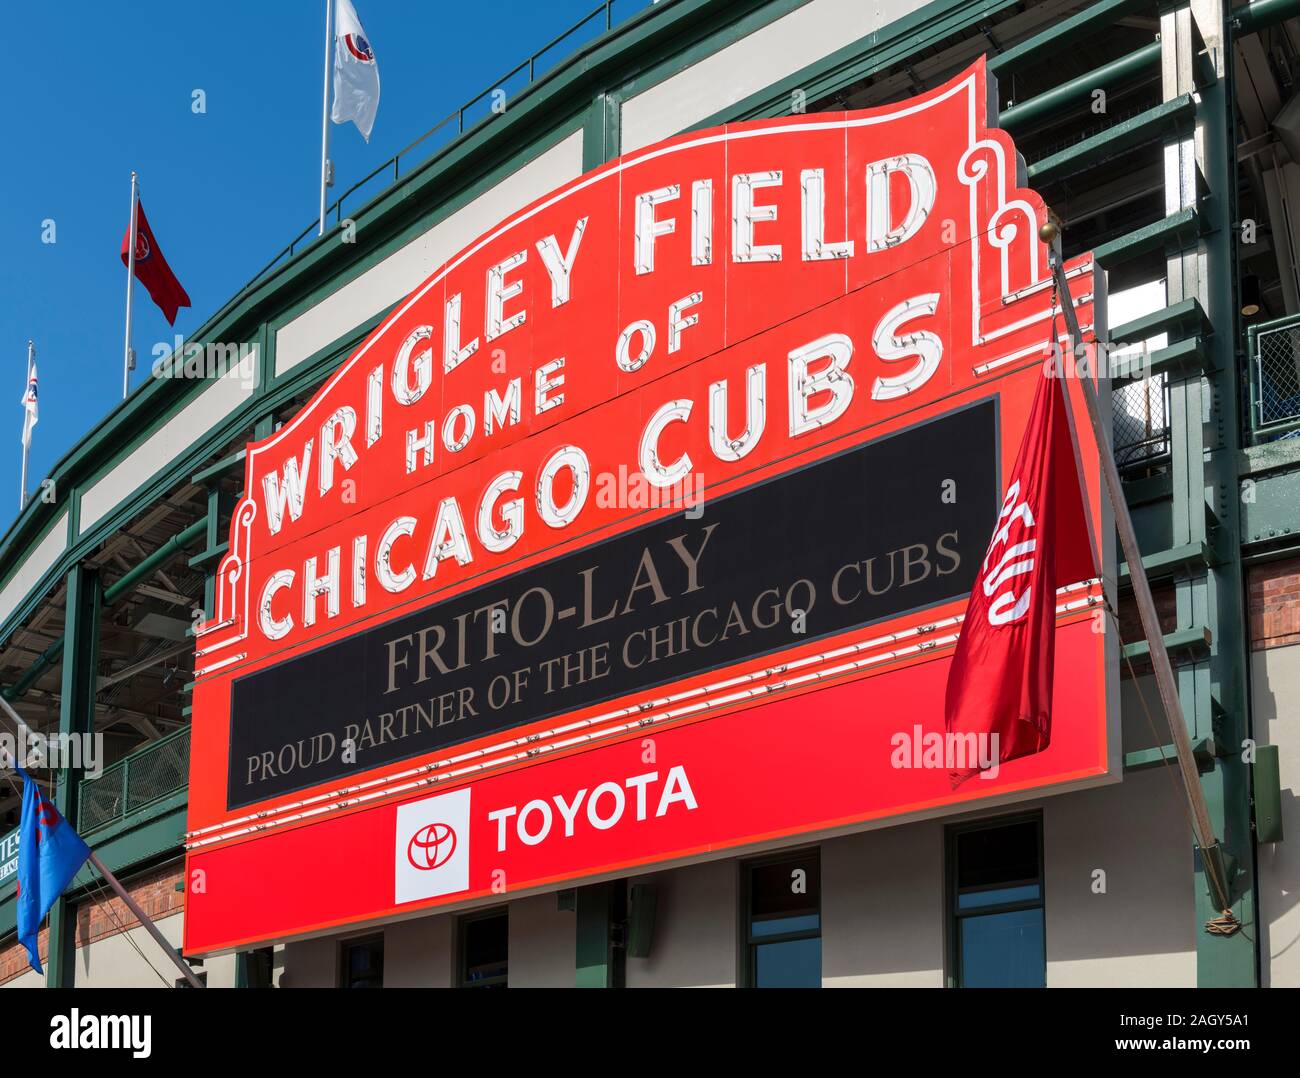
15, 767, 90, 973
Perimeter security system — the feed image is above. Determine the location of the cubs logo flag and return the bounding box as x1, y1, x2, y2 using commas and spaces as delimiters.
14, 766, 90, 973
944, 359, 1096, 785
20, 362, 37, 448
332, 0, 380, 142
120, 200, 192, 326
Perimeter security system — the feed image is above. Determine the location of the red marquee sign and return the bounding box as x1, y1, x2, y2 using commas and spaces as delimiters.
185, 59, 1115, 956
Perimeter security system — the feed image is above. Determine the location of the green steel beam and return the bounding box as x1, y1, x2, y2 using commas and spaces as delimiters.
575, 882, 616, 988
1232, 0, 1300, 35
1240, 466, 1300, 546
1, 636, 64, 701
1, 517, 206, 705
1173, 2, 1257, 987
1117, 539, 1223, 583
999, 41, 1160, 132
1121, 625, 1213, 664
1109, 296, 1211, 345
988, 0, 1154, 76
45, 562, 99, 988
102, 518, 207, 605
1094, 207, 1202, 270
1124, 737, 1217, 773
1111, 336, 1210, 383
1027, 94, 1197, 185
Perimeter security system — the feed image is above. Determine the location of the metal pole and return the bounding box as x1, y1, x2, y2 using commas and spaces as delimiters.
318, 0, 333, 237
1046, 233, 1234, 914
19, 340, 33, 510
122, 171, 139, 400
87, 852, 204, 987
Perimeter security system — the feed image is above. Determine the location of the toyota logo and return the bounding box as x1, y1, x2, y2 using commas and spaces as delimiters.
406, 821, 457, 870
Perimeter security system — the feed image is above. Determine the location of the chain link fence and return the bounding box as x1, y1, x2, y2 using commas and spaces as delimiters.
1111, 372, 1170, 468
1251, 317, 1300, 441
78, 727, 190, 834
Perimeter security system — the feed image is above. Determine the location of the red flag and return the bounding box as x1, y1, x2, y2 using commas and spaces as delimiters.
121, 200, 191, 325
944, 361, 1096, 785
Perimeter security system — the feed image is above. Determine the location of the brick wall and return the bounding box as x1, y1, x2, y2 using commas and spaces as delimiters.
0, 861, 183, 986
1115, 585, 1178, 676
1249, 556, 1300, 651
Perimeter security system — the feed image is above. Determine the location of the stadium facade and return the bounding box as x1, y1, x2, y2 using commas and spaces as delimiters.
3, 0, 1300, 988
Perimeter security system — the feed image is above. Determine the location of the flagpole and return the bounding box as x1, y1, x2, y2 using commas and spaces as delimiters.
19, 340, 33, 511
0, 693, 204, 988
86, 851, 205, 988
1044, 225, 1235, 918
122, 171, 139, 400
318, 0, 333, 237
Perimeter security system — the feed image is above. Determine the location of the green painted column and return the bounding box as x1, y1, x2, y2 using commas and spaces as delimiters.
575, 883, 612, 987
575, 882, 626, 987
1192, 0, 1256, 987
581, 91, 621, 170
45, 562, 100, 988
1163, 0, 1257, 985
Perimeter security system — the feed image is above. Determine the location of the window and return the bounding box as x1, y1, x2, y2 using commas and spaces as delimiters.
947, 816, 1045, 988
459, 909, 508, 987
744, 849, 821, 988
339, 935, 384, 988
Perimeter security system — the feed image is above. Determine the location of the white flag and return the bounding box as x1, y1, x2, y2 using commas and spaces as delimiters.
20, 362, 37, 448
331, 0, 379, 143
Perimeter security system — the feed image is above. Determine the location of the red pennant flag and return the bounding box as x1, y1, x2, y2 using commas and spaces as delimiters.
121, 200, 191, 325
944, 360, 1096, 785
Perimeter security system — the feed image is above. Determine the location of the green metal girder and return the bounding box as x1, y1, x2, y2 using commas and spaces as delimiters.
988, 0, 1154, 76
102, 519, 207, 605
1110, 337, 1210, 383
1232, 0, 1300, 35
1117, 539, 1223, 583
1240, 466, 1300, 547
1120, 625, 1213, 664
575, 882, 616, 988
999, 41, 1161, 132
1027, 94, 1197, 185
1094, 207, 1202, 270
46, 562, 99, 988
1109, 296, 1211, 345
1123, 737, 1217, 773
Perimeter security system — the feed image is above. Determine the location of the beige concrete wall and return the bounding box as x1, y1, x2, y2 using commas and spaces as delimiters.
280, 936, 338, 988
625, 858, 737, 987
72, 911, 237, 988
385, 914, 454, 988
620, 0, 930, 151
507, 894, 575, 988
822, 821, 945, 987
1042, 770, 1197, 987
274, 131, 585, 376
1251, 642, 1300, 987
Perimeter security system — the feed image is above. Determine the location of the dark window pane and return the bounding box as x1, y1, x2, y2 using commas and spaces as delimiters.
960, 908, 1045, 988
751, 913, 821, 938
956, 883, 1042, 911
955, 821, 1038, 891
463, 913, 508, 986
754, 937, 821, 988
342, 938, 383, 988
750, 854, 820, 923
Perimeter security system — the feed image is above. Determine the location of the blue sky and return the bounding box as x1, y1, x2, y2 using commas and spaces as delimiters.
0, 0, 647, 525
